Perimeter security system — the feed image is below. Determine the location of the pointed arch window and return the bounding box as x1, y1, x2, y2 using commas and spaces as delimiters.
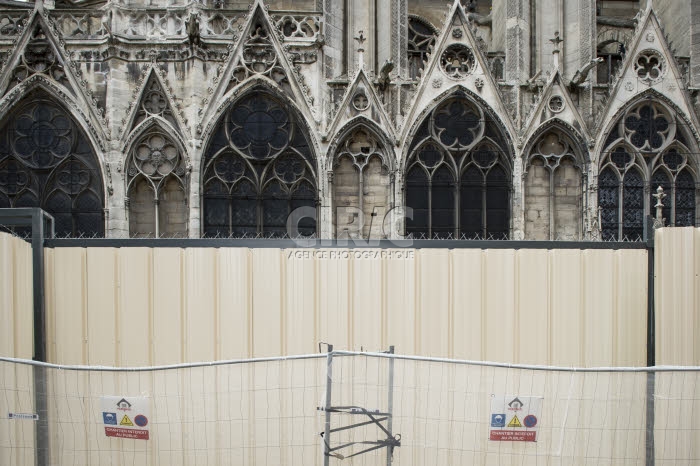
332, 128, 392, 239
0, 90, 104, 236
405, 97, 511, 239
408, 16, 437, 80
524, 131, 583, 240
201, 91, 317, 237
599, 101, 697, 240
127, 128, 188, 237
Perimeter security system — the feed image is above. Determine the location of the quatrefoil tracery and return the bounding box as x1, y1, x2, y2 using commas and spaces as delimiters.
440, 45, 475, 80
622, 103, 672, 154
634, 50, 665, 83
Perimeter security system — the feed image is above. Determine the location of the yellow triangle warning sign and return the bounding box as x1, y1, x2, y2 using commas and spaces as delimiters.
507, 415, 522, 428
120, 415, 134, 426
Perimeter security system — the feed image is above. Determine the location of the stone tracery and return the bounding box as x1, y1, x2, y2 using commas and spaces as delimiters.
524, 130, 584, 240
440, 44, 475, 80
10, 23, 71, 92
404, 96, 511, 239
201, 90, 317, 238
0, 2, 695, 241
227, 17, 292, 97
0, 90, 104, 236
127, 128, 188, 238
331, 127, 392, 239
599, 101, 697, 240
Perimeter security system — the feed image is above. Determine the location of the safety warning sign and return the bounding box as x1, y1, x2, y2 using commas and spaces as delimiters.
100, 396, 150, 440
507, 414, 522, 428
489, 395, 542, 442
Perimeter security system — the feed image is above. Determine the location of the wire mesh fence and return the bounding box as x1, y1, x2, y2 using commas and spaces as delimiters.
0, 222, 654, 243
1, 353, 699, 466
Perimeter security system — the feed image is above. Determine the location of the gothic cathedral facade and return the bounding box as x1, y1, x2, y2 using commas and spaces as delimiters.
0, 0, 698, 240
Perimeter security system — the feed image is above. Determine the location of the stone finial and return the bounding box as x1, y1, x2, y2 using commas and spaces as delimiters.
652, 185, 666, 228
549, 31, 563, 50
354, 30, 366, 69
354, 30, 366, 50
549, 31, 563, 69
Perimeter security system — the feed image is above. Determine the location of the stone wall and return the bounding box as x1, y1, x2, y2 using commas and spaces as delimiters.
0, 0, 697, 239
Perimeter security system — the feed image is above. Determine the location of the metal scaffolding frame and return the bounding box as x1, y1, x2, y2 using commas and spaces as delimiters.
318, 345, 400, 466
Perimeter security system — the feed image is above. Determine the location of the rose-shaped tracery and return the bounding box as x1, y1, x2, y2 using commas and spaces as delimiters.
127, 127, 188, 238
611, 146, 633, 169
418, 143, 443, 168
634, 50, 665, 82
133, 131, 180, 178
228, 94, 291, 159
473, 144, 499, 169
0, 159, 31, 196
623, 104, 670, 152
433, 99, 483, 150
662, 149, 684, 171
440, 44, 475, 80
12, 104, 72, 168
143, 89, 168, 115
214, 152, 247, 183
243, 24, 276, 74
55, 159, 91, 195
133, 75, 179, 129
274, 153, 307, 184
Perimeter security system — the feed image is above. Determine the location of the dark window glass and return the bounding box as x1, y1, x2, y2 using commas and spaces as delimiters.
599, 167, 620, 241
261, 181, 287, 236
291, 181, 317, 235
622, 169, 644, 240
460, 165, 483, 238
675, 169, 696, 227
230, 180, 257, 237
0, 90, 104, 237
202, 179, 230, 237
405, 166, 429, 237
485, 165, 510, 239
405, 98, 511, 239
600, 101, 697, 238
201, 91, 317, 237
431, 166, 455, 238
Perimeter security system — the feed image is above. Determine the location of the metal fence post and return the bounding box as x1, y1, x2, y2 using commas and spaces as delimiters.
645, 215, 655, 466
32, 209, 50, 466
323, 345, 334, 466
386, 345, 395, 466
